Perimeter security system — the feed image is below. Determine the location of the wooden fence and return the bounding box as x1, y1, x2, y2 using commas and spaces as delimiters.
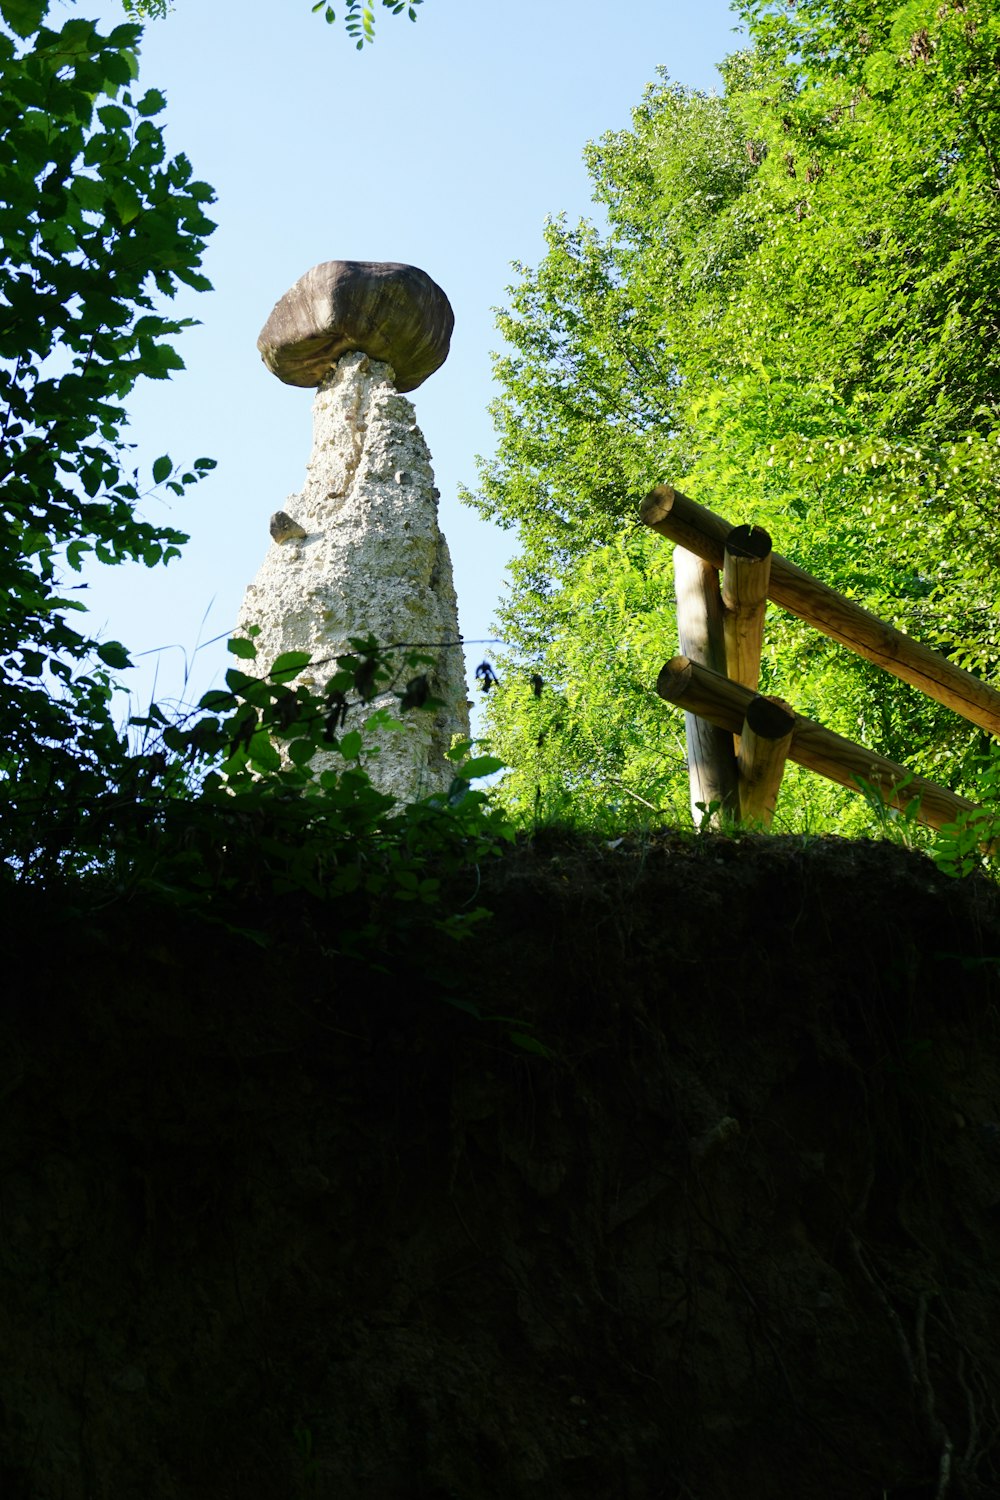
640, 484, 1000, 832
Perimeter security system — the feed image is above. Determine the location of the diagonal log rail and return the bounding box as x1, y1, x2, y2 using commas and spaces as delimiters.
642, 485, 1000, 740
657, 655, 980, 833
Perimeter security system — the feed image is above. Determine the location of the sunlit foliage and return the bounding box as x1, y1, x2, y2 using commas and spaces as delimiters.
469, 0, 1000, 834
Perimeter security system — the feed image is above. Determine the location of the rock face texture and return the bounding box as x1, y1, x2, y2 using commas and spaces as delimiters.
236, 350, 468, 801
257, 261, 454, 393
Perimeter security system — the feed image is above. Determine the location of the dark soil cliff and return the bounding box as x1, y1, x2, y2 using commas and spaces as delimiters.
4, 833, 1000, 1499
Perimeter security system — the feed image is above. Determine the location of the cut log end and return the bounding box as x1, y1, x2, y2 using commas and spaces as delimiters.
725, 523, 773, 563
640, 485, 676, 528
745, 694, 796, 740
738, 696, 795, 827
656, 656, 694, 704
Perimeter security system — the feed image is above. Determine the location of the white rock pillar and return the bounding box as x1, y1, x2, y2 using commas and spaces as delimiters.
236, 262, 469, 803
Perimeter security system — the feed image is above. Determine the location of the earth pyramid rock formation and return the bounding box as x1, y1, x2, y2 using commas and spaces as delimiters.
237, 261, 469, 802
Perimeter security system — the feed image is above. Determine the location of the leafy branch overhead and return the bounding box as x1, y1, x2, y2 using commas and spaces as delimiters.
0, 0, 216, 844
312, 0, 424, 47
122, 0, 425, 46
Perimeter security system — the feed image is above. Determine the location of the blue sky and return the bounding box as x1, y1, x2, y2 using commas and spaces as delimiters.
84, 0, 743, 733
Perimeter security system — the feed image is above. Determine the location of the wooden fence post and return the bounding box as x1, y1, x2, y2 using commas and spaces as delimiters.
737, 695, 795, 827
673, 546, 738, 825
656, 655, 981, 833
642, 485, 1000, 739
722, 523, 772, 694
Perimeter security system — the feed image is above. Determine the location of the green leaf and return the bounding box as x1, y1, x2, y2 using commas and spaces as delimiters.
152, 454, 172, 484
18, 650, 44, 677
339, 729, 363, 760
269, 650, 311, 680
443, 997, 484, 1019
363, 709, 404, 733
97, 104, 131, 129
3, 0, 46, 37
227, 636, 257, 660
110, 181, 142, 224
248, 731, 281, 772
137, 88, 166, 117
455, 755, 505, 780
71, 177, 108, 211
507, 1032, 553, 1059
96, 640, 131, 670
198, 689, 237, 712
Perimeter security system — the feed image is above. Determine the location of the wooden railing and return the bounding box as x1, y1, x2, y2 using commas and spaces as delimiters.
640, 484, 997, 832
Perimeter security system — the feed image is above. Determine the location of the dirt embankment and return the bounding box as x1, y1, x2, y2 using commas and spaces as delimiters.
3, 833, 1000, 1499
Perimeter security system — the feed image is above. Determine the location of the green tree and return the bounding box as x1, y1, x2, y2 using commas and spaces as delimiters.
0, 0, 216, 874
469, 0, 1000, 831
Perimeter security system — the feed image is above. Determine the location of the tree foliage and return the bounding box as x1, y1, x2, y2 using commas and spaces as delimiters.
310, 0, 423, 47
0, 0, 216, 867
0, 0, 512, 983
122, 0, 425, 48
470, 0, 1000, 835
121, 629, 511, 955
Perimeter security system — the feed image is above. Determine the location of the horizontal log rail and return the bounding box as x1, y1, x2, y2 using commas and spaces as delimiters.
642, 484, 1000, 740
657, 656, 979, 833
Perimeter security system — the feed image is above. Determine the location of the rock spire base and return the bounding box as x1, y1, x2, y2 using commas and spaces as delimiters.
236, 351, 469, 802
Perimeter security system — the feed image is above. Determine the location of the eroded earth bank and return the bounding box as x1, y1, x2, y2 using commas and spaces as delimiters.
4, 833, 1000, 1499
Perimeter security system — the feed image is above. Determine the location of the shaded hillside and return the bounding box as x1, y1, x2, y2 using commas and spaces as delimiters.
4, 833, 1000, 1498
